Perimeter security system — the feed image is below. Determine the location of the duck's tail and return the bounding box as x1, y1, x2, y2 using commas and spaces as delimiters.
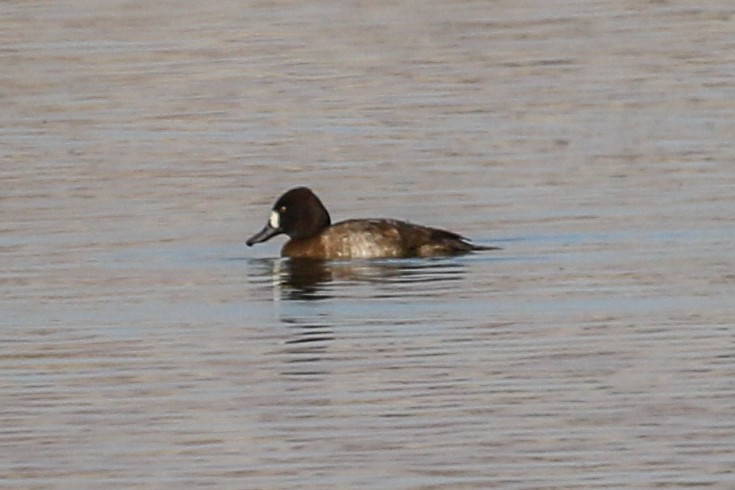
429, 228, 501, 254
468, 243, 501, 252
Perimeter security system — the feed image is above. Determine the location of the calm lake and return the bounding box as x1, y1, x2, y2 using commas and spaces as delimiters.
2, 1, 735, 488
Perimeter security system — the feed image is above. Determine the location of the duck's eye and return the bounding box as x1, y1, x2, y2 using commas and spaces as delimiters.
279, 206, 287, 213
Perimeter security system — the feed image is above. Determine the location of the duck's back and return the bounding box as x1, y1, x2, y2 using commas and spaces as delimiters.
317, 219, 479, 259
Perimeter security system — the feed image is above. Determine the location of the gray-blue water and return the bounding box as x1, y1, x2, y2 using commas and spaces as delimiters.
3, 1, 735, 488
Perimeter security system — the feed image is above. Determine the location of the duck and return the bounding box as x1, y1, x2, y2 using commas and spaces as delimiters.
246, 187, 497, 259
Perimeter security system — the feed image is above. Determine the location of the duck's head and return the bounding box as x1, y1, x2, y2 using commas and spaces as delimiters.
246, 187, 331, 245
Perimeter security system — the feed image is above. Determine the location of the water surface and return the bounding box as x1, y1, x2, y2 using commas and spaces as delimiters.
3, 1, 735, 489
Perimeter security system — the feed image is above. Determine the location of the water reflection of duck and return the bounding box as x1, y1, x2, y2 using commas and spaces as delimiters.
273, 257, 468, 300
247, 187, 498, 260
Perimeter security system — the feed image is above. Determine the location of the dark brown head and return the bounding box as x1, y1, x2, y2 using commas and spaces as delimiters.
246, 187, 331, 246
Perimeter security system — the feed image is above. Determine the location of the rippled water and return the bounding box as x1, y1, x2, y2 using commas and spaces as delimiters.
3, 1, 735, 488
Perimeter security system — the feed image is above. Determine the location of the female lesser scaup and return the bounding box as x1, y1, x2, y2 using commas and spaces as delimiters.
247, 187, 497, 259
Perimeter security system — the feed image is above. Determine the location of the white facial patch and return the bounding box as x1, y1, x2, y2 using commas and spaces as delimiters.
269, 210, 280, 229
